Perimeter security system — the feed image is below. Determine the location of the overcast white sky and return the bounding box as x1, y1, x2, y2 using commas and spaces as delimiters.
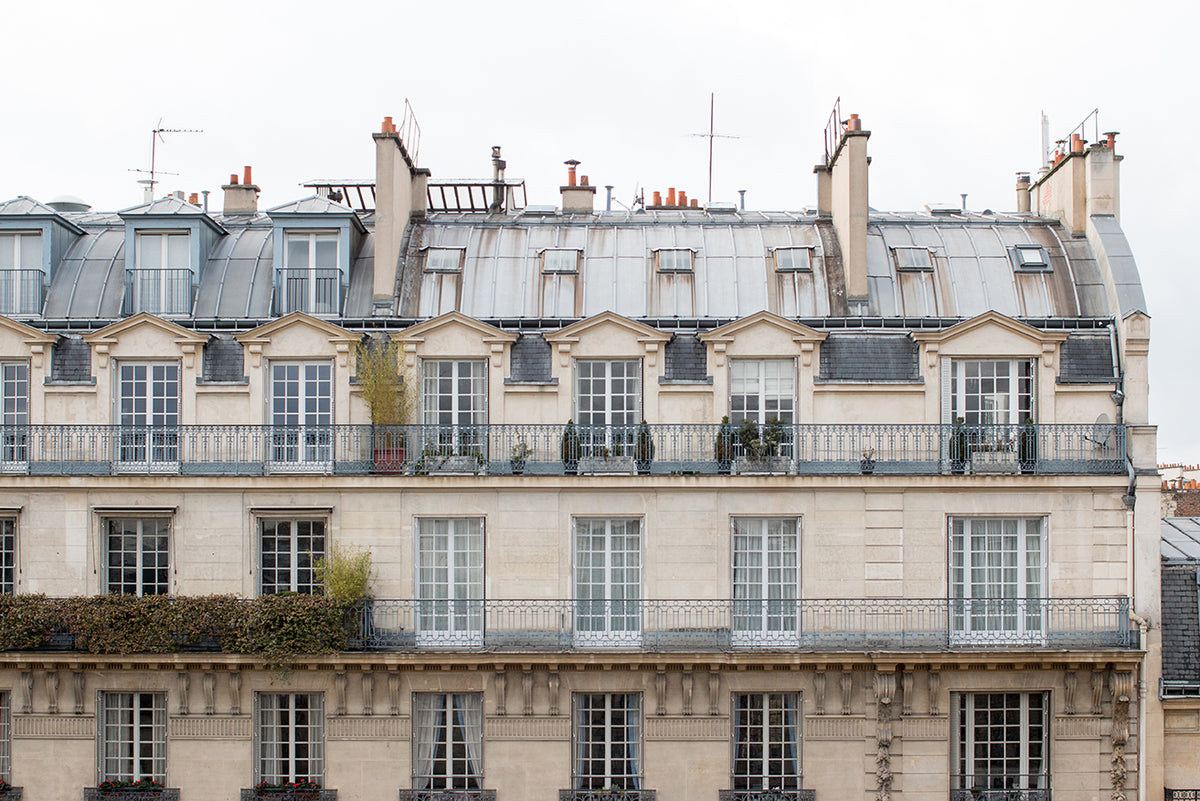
3, 0, 1196, 462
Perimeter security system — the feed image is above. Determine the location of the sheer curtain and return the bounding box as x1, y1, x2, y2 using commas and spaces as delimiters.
455, 694, 484, 787
625, 695, 641, 790
413, 694, 443, 789
104, 693, 132, 780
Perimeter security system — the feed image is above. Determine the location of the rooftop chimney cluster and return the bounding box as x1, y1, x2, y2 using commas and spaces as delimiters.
222, 166, 259, 215
646, 187, 700, 210
560, 159, 596, 213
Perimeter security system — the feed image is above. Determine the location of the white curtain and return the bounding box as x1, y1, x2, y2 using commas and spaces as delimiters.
455, 694, 484, 786
413, 694, 443, 789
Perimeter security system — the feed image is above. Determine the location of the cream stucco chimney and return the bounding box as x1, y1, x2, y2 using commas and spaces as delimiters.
373, 116, 419, 313
560, 160, 596, 214
222, 166, 259, 215
1016, 173, 1032, 213
1031, 131, 1120, 234
829, 114, 871, 306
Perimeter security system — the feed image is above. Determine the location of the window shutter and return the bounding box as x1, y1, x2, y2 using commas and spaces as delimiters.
1028, 358, 1038, 422
940, 356, 953, 423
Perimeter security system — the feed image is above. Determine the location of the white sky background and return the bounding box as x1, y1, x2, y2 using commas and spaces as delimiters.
2, 0, 1196, 463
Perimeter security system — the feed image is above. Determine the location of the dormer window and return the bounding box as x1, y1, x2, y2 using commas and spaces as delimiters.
773, 247, 812, 272
1011, 245, 1050, 271
129, 231, 191, 315
655, 248, 694, 272
280, 231, 340, 315
542, 249, 580, 274
424, 248, 464, 273
0, 232, 43, 316
894, 247, 933, 271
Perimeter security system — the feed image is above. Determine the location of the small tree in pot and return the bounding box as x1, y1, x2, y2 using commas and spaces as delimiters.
715, 415, 735, 474
561, 420, 581, 475
355, 336, 414, 474
634, 420, 654, 475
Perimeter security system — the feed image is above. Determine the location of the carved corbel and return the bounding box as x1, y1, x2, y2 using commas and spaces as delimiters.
682, 670, 694, 717
229, 671, 241, 715
362, 672, 374, 716
708, 670, 720, 717
73, 671, 85, 715
841, 667, 854, 715
494, 669, 507, 716
203, 673, 215, 716
814, 670, 826, 715
522, 669, 533, 716
388, 672, 401, 716
333, 672, 347, 716
548, 671, 560, 717
46, 671, 59, 715
177, 672, 189, 716
655, 670, 667, 716
1064, 670, 1077, 715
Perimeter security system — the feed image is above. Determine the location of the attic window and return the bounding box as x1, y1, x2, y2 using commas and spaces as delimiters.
773, 247, 812, 272
542, 249, 580, 274
424, 248, 464, 273
1012, 245, 1050, 271
655, 249, 694, 272
893, 247, 933, 271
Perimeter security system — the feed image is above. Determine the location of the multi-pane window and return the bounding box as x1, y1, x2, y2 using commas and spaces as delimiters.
543, 249, 580, 274
953, 692, 1048, 793
99, 692, 167, 783
420, 360, 487, 455
575, 360, 640, 455
131, 232, 191, 315
105, 518, 170, 596
655, 249, 693, 272
1, 362, 29, 465
729, 360, 795, 427
0, 691, 9, 783
731, 693, 801, 791
416, 518, 484, 646
117, 362, 180, 469
732, 518, 799, 644
575, 519, 641, 646
412, 693, 484, 790
0, 519, 13, 594
573, 693, 642, 790
950, 518, 1045, 641
259, 518, 325, 595
269, 362, 332, 469
773, 247, 812, 272
424, 248, 464, 273
893, 247, 934, 271
257, 693, 324, 785
0, 232, 43, 315
951, 359, 1034, 427
280, 231, 340, 315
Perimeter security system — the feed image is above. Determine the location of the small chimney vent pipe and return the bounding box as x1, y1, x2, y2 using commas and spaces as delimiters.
738, 190, 746, 211
960, 193, 967, 212
564, 159, 580, 187
605, 185, 613, 212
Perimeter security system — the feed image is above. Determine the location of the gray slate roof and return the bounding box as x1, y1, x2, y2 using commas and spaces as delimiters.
49, 337, 92, 383
819, 334, 920, 381
508, 334, 553, 383
1161, 518, 1200, 686
1058, 332, 1117, 383
664, 335, 708, 381
202, 336, 245, 383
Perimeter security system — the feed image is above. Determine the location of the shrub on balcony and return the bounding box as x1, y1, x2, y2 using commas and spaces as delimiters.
230, 594, 352, 672
313, 543, 374, 601
0, 593, 63, 650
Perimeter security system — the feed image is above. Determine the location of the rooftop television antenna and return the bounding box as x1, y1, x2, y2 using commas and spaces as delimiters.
691, 93, 740, 203
128, 119, 203, 200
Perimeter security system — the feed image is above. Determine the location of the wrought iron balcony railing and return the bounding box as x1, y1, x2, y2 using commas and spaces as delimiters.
950, 776, 1049, 801
399, 791, 496, 801
0, 422, 1126, 477
125, 269, 194, 316
349, 597, 1135, 652
85, 789, 179, 801
719, 791, 815, 801
559, 791, 656, 801
0, 268, 44, 316
240, 790, 336, 801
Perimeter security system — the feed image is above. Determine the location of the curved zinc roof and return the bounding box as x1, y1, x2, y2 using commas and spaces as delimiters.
398, 209, 1110, 321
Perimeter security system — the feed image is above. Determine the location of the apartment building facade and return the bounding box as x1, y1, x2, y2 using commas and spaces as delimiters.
0, 114, 1161, 801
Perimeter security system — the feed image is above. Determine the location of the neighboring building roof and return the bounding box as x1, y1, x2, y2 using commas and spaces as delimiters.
1162, 517, 1200, 563
1162, 518, 1200, 690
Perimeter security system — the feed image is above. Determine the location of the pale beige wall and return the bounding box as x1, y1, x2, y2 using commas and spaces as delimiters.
1164, 705, 1200, 789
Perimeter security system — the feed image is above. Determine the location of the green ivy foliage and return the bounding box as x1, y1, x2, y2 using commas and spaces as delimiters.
0, 593, 62, 650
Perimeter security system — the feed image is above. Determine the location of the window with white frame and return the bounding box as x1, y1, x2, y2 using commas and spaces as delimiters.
416, 518, 484, 646
131, 231, 191, 315
269, 362, 332, 468
256, 693, 324, 785
281, 231, 340, 315
1, 362, 29, 465
950, 518, 1045, 640
573, 693, 642, 790
574, 518, 641, 645
104, 517, 170, 596
732, 518, 799, 644
574, 360, 641, 456
412, 693, 484, 790
893, 247, 934, 271
773, 247, 812, 272
729, 359, 795, 427
424, 248, 464, 273
0, 691, 9, 783
655, 248, 693, 272
420, 360, 487, 456
0, 519, 13, 594
99, 691, 167, 784
543, 249, 581, 274
950, 359, 1034, 428
259, 518, 325, 595
731, 692, 801, 791
953, 692, 1048, 793
116, 362, 180, 469
0, 231, 44, 315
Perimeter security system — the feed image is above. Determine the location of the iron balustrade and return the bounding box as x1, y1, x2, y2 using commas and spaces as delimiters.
950, 776, 1049, 801
398, 792, 497, 801
0, 423, 1125, 477
240, 791, 336, 801
85, 790, 180, 801
276, 268, 343, 316
719, 791, 816, 801
0, 269, 44, 316
125, 269, 194, 316
559, 791, 656, 801
349, 597, 1135, 652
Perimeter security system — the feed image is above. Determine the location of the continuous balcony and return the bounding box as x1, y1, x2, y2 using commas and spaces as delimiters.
349, 597, 1136, 652
0, 422, 1126, 477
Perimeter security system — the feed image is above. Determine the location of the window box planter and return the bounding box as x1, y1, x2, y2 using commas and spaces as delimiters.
734, 457, 790, 476
421, 455, 485, 475
85, 787, 179, 801
578, 456, 636, 475
241, 789, 337, 801
0, 787, 22, 801
970, 449, 1019, 475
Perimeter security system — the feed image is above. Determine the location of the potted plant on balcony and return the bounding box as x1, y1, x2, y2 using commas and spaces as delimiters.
561, 420, 581, 475
90, 779, 170, 800
510, 437, 532, 475
1019, 416, 1038, 474
736, 417, 786, 474
715, 415, 735, 474
252, 779, 323, 801
0, 778, 19, 801
950, 417, 968, 475
355, 336, 413, 474
860, 446, 876, 475
634, 420, 654, 475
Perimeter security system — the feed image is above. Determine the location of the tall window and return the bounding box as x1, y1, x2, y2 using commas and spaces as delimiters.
0, 231, 43, 315
412, 693, 484, 790
731, 693, 801, 791
0, 691, 9, 783
269, 362, 332, 470
1, 362, 28, 466
259, 518, 325, 595
117, 362, 180, 470
950, 518, 1045, 642
420, 360, 487, 455
732, 518, 799, 645
574, 519, 641, 646
281, 231, 339, 315
573, 693, 642, 791
953, 692, 1048, 793
575, 360, 640, 455
104, 518, 170, 596
257, 693, 324, 785
729, 359, 795, 426
416, 518, 484, 646
950, 359, 1034, 426
99, 692, 167, 784
0, 519, 13, 594
131, 232, 191, 315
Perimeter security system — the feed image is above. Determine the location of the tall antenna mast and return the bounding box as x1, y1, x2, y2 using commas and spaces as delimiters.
691, 93, 740, 203
128, 119, 203, 201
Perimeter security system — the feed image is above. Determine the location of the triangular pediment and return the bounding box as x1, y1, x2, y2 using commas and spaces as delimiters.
399, 311, 517, 344
83, 313, 209, 346
911, 311, 1068, 346
0, 314, 57, 345
235, 311, 358, 345
701, 311, 827, 343
544, 311, 671, 344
